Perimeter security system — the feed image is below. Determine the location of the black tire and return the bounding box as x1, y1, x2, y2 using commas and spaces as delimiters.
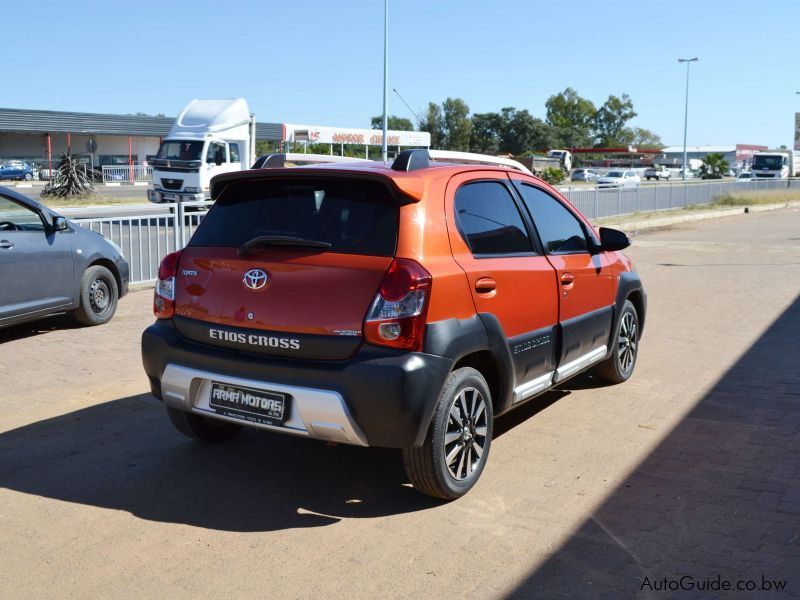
166, 406, 242, 442
402, 367, 493, 500
71, 265, 119, 326
23, 172, 32, 181
595, 299, 639, 384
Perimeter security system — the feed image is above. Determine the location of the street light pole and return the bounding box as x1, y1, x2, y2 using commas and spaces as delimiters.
678, 57, 698, 181
381, 0, 389, 163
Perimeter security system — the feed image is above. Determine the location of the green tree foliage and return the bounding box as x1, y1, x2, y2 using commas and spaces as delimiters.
469, 111, 504, 154
545, 88, 597, 148
594, 94, 637, 147
540, 167, 565, 185
419, 102, 446, 149
469, 107, 553, 155
442, 98, 472, 151
370, 115, 415, 131
630, 127, 663, 149
699, 152, 730, 179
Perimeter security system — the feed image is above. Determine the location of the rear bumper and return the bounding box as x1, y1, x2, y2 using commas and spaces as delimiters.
141, 321, 453, 448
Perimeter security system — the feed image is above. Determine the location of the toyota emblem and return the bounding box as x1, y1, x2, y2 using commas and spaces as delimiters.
243, 268, 269, 290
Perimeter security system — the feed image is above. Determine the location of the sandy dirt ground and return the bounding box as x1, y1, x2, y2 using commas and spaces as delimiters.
1, 207, 798, 598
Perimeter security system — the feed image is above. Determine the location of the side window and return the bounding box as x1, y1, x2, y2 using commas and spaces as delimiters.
206, 142, 227, 163
454, 181, 533, 255
516, 184, 589, 255
0, 196, 45, 232
229, 143, 240, 163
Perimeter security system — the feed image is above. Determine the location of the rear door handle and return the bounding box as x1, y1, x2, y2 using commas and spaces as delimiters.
0, 240, 14, 249
475, 277, 497, 295
560, 272, 575, 286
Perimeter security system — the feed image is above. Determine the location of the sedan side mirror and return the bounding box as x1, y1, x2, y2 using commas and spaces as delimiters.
53, 216, 69, 231
599, 227, 630, 251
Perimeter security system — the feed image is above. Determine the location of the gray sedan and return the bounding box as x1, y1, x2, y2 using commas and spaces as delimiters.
0, 186, 129, 329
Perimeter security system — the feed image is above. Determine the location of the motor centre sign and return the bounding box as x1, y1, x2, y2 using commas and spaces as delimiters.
285, 124, 430, 147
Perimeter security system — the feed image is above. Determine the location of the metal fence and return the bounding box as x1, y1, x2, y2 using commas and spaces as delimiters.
559, 178, 797, 220
101, 165, 152, 184
71, 200, 211, 283
67, 180, 798, 285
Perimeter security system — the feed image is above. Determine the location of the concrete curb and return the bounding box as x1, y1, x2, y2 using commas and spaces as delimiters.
593, 201, 800, 233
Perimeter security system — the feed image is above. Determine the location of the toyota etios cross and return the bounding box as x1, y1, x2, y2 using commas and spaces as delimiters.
141, 149, 645, 499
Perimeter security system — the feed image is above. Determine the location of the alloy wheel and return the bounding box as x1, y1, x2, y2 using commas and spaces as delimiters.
443, 387, 488, 481
618, 312, 637, 372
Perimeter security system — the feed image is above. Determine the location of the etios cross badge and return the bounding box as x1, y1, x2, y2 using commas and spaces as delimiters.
243, 269, 269, 290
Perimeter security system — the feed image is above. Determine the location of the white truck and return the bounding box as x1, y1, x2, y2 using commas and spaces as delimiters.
148, 98, 256, 203
751, 150, 800, 179
547, 149, 573, 173
643, 165, 672, 181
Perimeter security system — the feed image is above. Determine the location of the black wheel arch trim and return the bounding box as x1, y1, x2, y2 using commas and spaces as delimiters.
423, 314, 515, 415
609, 271, 647, 355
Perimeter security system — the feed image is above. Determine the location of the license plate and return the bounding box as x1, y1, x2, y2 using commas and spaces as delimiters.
209, 382, 288, 426
162, 193, 176, 201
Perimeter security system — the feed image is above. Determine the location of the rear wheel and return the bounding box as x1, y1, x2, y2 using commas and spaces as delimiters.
71, 265, 119, 326
167, 406, 243, 442
403, 367, 493, 500
23, 172, 32, 181
595, 300, 639, 383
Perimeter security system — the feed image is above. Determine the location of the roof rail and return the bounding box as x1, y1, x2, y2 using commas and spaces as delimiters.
251, 153, 370, 169
390, 148, 533, 174
428, 150, 533, 174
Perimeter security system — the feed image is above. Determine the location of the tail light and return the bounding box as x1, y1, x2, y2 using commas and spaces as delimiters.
364, 258, 432, 351
153, 250, 183, 319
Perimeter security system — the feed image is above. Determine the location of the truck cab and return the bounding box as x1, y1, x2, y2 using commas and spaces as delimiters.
751, 151, 792, 179
148, 98, 255, 204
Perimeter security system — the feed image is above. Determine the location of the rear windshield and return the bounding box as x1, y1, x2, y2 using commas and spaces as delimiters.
190, 177, 399, 257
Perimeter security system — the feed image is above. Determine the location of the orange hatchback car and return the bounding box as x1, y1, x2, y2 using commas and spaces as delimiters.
142, 149, 645, 499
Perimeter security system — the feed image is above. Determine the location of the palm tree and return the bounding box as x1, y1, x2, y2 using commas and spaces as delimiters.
699, 152, 730, 179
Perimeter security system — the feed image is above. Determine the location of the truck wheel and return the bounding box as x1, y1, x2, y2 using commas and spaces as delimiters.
71, 265, 119, 326
594, 300, 639, 384
402, 367, 493, 500
167, 406, 242, 442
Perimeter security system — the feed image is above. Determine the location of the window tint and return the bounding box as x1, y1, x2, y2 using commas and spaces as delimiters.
454, 181, 533, 255
190, 178, 399, 257
0, 196, 45, 231
229, 143, 240, 163
516, 184, 589, 255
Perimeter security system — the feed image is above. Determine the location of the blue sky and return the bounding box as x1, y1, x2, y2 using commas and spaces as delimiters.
6, 0, 797, 148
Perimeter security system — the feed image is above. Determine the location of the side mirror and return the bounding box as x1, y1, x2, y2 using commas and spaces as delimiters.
53, 216, 69, 231
214, 151, 223, 166
598, 227, 630, 251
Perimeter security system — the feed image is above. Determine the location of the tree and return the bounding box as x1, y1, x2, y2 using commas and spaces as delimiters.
470, 107, 554, 155
470, 111, 504, 154
630, 127, 663, 149
501, 108, 553, 155
699, 152, 729, 179
370, 115, 414, 131
41, 153, 94, 198
442, 97, 472, 151
594, 94, 637, 147
545, 88, 596, 148
419, 102, 445, 149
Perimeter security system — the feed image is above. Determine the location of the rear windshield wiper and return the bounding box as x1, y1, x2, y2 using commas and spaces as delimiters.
238, 235, 332, 257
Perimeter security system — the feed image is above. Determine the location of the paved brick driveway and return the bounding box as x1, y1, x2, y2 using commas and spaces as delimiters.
0, 207, 798, 598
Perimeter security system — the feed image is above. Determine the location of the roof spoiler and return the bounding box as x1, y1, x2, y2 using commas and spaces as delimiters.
391, 149, 533, 175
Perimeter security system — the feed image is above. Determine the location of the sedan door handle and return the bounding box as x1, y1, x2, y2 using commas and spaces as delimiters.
0, 240, 14, 249
560, 272, 575, 286
475, 277, 497, 295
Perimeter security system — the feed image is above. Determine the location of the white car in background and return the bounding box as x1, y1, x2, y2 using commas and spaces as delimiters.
597, 170, 641, 188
